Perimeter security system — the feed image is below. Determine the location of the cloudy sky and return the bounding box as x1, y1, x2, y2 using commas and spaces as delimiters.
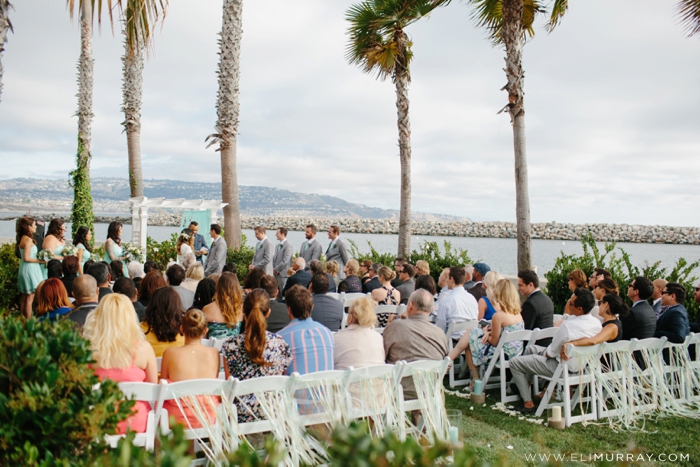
1, 0, 699, 225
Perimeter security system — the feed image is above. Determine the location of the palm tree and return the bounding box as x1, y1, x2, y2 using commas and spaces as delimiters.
0, 0, 12, 104
346, 0, 450, 257
206, 0, 243, 249
677, 0, 700, 37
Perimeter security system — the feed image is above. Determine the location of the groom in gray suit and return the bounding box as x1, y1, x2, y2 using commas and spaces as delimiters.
250, 226, 274, 275
272, 227, 294, 296
204, 224, 227, 277
326, 225, 350, 279
299, 224, 322, 267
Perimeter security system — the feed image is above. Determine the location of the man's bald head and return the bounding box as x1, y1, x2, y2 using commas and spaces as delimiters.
72, 274, 98, 305
652, 278, 668, 300
407, 289, 434, 316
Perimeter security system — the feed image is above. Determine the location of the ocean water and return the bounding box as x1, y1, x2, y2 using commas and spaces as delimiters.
2, 220, 699, 276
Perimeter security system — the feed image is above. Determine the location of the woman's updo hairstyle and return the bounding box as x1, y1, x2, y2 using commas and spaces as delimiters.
182, 308, 208, 339
377, 266, 396, 282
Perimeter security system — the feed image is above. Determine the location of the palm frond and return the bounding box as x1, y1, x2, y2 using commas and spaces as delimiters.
544, 0, 568, 32
469, 0, 543, 45
677, 0, 700, 37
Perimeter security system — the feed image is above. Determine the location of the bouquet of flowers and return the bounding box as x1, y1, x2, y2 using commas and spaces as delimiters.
123, 243, 145, 263
62, 244, 77, 257
37, 249, 55, 262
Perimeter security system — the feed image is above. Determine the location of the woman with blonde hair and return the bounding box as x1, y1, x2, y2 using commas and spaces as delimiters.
222, 289, 291, 422
182, 263, 204, 293
371, 266, 400, 305
478, 271, 504, 320
448, 279, 524, 389
334, 296, 384, 370
325, 260, 341, 288
202, 272, 244, 339
177, 228, 195, 266
338, 259, 363, 293
415, 260, 430, 277
83, 293, 157, 434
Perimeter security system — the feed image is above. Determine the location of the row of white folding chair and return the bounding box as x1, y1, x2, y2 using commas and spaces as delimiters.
446, 320, 479, 388
480, 329, 534, 403
105, 382, 160, 451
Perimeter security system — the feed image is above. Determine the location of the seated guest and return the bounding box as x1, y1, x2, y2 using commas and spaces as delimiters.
467, 263, 490, 301
223, 289, 292, 422
334, 296, 385, 370
202, 272, 243, 339
141, 287, 185, 357
143, 260, 159, 275
359, 260, 373, 285
161, 309, 221, 427
166, 263, 195, 311
309, 259, 337, 293
182, 263, 204, 293
83, 294, 158, 433
260, 274, 290, 332
654, 282, 690, 344
362, 263, 382, 294
110, 260, 125, 283
478, 271, 504, 321
36, 278, 74, 322
415, 273, 437, 297
518, 269, 554, 346
436, 266, 478, 339
127, 261, 145, 282
278, 285, 334, 375
510, 288, 601, 413
567, 269, 588, 291
584, 278, 619, 324
463, 265, 476, 290
395, 264, 416, 305
82, 260, 96, 275
415, 260, 430, 278
621, 276, 656, 341
87, 263, 112, 302
692, 281, 700, 333
338, 259, 363, 293
371, 266, 401, 305
391, 258, 407, 288
434, 268, 452, 318
137, 271, 167, 309
651, 278, 668, 318
113, 277, 146, 322
326, 260, 341, 289
61, 255, 80, 297
47, 259, 62, 280
588, 267, 612, 289
66, 274, 100, 328
243, 267, 266, 294
282, 258, 311, 296
449, 279, 524, 388
309, 272, 344, 332
557, 269, 599, 324
383, 289, 449, 399
222, 262, 237, 274
192, 278, 216, 310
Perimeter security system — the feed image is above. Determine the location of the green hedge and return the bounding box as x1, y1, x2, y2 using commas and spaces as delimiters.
0, 243, 20, 314
544, 233, 700, 318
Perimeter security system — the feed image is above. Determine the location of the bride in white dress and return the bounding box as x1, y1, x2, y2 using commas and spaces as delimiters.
176, 229, 196, 266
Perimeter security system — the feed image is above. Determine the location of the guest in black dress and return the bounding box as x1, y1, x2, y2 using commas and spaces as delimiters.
338, 259, 363, 293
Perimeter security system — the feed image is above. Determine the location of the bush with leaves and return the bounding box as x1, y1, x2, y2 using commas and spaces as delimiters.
226, 234, 255, 284
545, 233, 700, 319
146, 233, 178, 271
0, 317, 132, 466
0, 243, 20, 314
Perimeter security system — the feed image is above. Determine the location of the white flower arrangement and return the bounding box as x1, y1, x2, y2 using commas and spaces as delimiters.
37, 249, 55, 262
62, 244, 77, 257
123, 243, 145, 263
180, 232, 191, 240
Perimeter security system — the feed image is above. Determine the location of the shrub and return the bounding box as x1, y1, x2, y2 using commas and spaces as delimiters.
544, 233, 700, 318
0, 317, 132, 465
226, 234, 255, 284
146, 234, 178, 271
0, 243, 20, 314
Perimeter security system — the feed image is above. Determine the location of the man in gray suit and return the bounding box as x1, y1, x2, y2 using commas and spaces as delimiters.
272, 227, 294, 296
325, 225, 350, 279
204, 224, 227, 277
299, 224, 322, 266
250, 226, 274, 275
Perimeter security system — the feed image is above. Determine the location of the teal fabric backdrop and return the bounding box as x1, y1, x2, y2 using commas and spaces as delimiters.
179, 210, 212, 247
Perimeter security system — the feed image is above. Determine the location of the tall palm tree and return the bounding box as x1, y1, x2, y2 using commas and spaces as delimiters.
206, 0, 243, 249
677, 0, 700, 37
0, 0, 12, 104
346, 0, 450, 257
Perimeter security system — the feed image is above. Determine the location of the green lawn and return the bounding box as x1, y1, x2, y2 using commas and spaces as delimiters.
444, 389, 700, 466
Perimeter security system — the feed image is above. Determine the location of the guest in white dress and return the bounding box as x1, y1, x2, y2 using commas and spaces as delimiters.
334, 296, 385, 370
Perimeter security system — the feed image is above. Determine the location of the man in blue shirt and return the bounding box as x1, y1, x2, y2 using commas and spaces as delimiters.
278, 285, 334, 375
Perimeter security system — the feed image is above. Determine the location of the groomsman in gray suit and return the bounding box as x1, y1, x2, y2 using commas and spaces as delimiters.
326, 225, 350, 279
272, 227, 294, 296
299, 224, 322, 266
250, 226, 274, 275
204, 224, 227, 277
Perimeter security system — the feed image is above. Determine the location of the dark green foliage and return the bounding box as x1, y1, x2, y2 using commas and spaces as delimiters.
544, 233, 700, 318
89, 425, 192, 467
146, 234, 178, 271
0, 317, 132, 466
69, 137, 95, 240
0, 243, 20, 314
226, 234, 255, 283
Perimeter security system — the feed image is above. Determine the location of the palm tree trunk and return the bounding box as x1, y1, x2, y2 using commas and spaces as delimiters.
0, 0, 12, 104
214, 0, 243, 249
71, 0, 95, 238
502, 0, 532, 272
394, 29, 412, 258
122, 28, 144, 198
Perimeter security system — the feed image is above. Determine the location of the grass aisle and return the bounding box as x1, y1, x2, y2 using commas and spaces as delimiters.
445, 392, 700, 466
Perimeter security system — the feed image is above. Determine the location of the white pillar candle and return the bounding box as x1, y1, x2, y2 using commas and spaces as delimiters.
551, 406, 561, 422
449, 426, 459, 445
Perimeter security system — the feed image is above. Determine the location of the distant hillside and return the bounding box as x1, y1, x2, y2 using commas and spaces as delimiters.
0, 178, 468, 221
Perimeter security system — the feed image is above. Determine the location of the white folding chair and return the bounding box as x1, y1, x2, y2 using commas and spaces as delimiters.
209, 338, 227, 352
288, 370, 349, 430
375, 304, 399, 328
327, 292, 341, 301
526, 326, 559, 351
341, 292, 368, 309
684, 333, 700, 403
105, 382, 161, 451
552, 314, 565, 324
156, 357, 162, 373
343, 364, 403, 436
629, 337, 667, 414
446, 320, 478, 388
480, 329, 532, 403
595, 340, 635, 421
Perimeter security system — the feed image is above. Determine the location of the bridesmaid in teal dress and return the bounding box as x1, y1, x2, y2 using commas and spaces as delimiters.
16, 217, 45, 319
41, 219, 67, 280
72, 226, 93, 274
104, 221, 129, 278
